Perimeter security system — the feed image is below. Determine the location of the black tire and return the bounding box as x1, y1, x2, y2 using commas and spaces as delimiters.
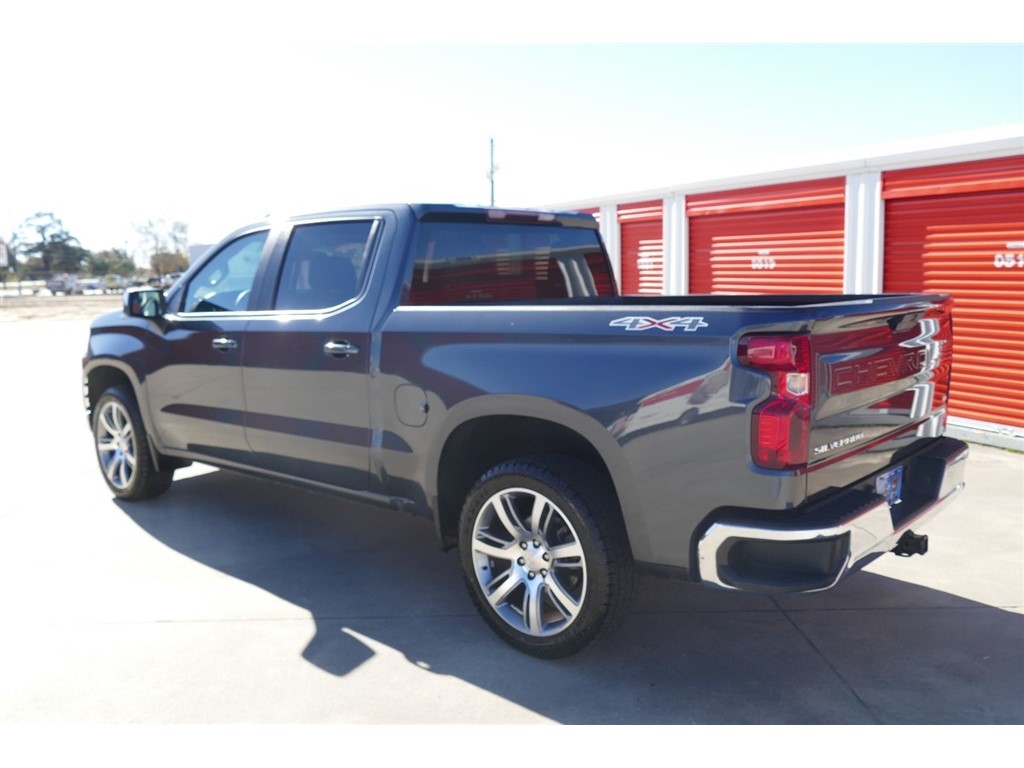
92, 386, 174, 500
458, 456, 634, 659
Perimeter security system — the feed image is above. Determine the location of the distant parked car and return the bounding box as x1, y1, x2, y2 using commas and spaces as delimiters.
102, 275, 127, 294
146, 273, 182, 289
45, 274, 80, 295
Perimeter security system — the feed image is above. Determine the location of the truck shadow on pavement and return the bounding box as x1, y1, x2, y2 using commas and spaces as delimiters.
117, 468, 1024, 725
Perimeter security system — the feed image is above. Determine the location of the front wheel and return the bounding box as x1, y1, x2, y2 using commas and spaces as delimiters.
93, 386, 174, 500
458, 457, 633, 658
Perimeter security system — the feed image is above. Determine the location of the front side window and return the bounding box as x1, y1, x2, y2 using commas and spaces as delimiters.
183, 231, 268, 313
273, 220, 374, 311
406, 221, 614, 305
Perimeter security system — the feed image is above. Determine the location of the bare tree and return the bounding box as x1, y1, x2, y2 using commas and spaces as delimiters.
169, 221, 189, 262
135, 219, 190, 272
134, 219, 169, 262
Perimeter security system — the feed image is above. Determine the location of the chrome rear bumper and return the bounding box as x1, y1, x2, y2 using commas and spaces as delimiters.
697, 437, 969, 593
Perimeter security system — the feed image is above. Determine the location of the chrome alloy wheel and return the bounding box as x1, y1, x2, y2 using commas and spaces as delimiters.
470, 487, 588, 637
95, 399, 137, 491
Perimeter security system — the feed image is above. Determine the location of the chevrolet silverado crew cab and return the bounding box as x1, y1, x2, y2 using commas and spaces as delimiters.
83, 204, 968, 658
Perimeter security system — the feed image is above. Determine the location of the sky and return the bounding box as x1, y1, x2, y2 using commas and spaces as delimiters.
1, 1, 1022, 262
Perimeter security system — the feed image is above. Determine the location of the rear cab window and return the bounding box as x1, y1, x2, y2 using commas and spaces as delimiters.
406, 216, 615, 305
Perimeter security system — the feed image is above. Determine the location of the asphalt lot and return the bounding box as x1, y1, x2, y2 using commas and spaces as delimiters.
0, 296, 1021, 729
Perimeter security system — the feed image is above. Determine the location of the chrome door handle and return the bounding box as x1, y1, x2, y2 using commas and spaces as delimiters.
211, 337, 238, 351
324, 340, 360, 358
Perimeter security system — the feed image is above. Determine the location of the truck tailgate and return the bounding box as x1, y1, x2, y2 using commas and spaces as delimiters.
737, 294, 955, 498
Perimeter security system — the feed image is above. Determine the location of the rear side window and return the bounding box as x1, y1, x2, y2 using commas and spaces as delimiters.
274, 220, 374, 310
406, 221, 614, 305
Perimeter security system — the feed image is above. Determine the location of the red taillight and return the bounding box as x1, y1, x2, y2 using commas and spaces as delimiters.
740, 335, 813, 471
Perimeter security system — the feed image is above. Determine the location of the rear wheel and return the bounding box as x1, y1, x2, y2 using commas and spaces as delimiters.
93, 386, 174, 500
458, 456, 633, 658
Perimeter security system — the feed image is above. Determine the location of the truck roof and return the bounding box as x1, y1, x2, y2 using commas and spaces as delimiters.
254, 204, 599, 231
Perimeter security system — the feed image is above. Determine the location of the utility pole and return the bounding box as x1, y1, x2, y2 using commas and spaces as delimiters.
487, 137, 498, 206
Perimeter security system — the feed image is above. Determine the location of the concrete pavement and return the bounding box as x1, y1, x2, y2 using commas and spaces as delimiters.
0, 312, 1021, 725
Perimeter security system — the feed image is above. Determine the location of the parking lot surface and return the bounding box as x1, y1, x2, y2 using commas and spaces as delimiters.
0, 300, 1021, 726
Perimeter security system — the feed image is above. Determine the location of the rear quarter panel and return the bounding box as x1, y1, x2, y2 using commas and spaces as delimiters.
378, 303, 810, 570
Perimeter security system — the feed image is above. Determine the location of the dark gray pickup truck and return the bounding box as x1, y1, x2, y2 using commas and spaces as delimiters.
83, 203, 968, 657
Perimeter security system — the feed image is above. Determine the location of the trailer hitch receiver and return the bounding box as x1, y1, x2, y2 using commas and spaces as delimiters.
893, 530, 929, 557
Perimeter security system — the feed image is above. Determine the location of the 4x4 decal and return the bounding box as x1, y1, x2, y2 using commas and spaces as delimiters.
610, 316, 709, 332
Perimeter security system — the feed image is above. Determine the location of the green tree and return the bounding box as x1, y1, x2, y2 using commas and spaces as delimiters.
13, 212, 90, 275
150, 251, 189, 277
87, 249, 136, 277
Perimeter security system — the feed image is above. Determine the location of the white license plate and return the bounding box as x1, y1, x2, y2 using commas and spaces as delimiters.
876, 465, 904, 507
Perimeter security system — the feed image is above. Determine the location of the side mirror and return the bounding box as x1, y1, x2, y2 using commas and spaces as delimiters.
124, 287, 166, 319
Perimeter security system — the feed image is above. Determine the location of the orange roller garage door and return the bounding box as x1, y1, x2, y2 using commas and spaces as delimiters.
883, 155, 1024, 429
687, 178, 846, 294
618, 201, 664, 295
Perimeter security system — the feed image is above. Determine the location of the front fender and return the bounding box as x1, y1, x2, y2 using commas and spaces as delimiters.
83, 315, 158, 437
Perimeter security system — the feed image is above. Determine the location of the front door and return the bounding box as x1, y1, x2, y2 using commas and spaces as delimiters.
145, 230, 269, 464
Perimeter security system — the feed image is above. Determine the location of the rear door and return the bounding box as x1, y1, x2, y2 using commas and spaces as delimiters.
241, 216, 380, 491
